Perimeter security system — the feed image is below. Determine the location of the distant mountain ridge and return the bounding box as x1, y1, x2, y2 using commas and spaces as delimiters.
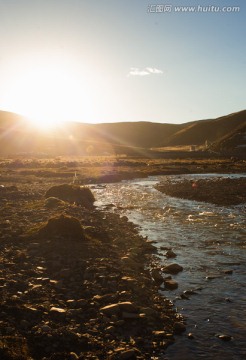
165, 110, 246, 147
0, 109, 245, 155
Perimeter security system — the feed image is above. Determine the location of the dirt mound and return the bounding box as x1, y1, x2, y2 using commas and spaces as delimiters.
39, 214, 85, 240
45, 184, 95, 207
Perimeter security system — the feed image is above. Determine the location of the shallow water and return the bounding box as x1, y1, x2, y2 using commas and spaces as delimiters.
92, 174, 246, 360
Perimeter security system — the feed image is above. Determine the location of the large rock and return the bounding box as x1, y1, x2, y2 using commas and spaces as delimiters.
45, 184, 95, 207
162, 263, 183, 274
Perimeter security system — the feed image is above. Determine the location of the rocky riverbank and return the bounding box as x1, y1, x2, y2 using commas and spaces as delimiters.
155, 176, 246, 206
0, 182, 184, 360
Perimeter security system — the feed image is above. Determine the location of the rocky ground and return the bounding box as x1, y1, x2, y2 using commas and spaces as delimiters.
155, 177, 246, 206
1, 157, 245, 359
0, 180, 185, 360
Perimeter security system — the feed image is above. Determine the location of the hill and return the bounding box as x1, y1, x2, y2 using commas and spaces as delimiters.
0, 109, 245, 156
165, 110, 246, 147
0, 111, 184, 155
210, 121, 246, 155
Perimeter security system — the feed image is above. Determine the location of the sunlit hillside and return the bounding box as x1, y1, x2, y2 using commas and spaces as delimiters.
0, 109, 245, 156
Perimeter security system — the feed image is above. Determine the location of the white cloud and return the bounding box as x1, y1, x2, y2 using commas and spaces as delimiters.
128, 67, 163, 77
128, 67, 150, 76
146, 67, 163, 74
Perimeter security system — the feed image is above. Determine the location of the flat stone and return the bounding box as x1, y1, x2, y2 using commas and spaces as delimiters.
121, 276, 136, 283
218, 334, 232, 341
66, 300, 77, 307
93, 294, 116, 303
152, 330, 166, 337
100, 302, 138, 316
50, 307, 66, 313
100, 303, 121, 316
105, 325, 116, 333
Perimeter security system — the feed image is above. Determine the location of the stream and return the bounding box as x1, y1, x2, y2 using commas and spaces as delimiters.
92, 174, 246, 360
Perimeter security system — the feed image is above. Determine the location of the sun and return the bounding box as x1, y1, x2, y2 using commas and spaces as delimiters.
2, 55, 91, 130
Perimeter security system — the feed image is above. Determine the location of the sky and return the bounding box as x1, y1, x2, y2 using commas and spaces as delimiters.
0, 0, 245, 126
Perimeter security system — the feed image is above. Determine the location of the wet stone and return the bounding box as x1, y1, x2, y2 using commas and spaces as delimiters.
218, 334, 232, 341
162, 263, 183, 274
223, 269, 233, 275
173, 322, 186, 335
183, 289, 197, 296
165, 250, 177, 258
164, 279, 178, 290
180, 293, 190, 300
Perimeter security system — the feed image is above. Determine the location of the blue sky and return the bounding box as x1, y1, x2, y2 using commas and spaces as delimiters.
0, 0, 245, 125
